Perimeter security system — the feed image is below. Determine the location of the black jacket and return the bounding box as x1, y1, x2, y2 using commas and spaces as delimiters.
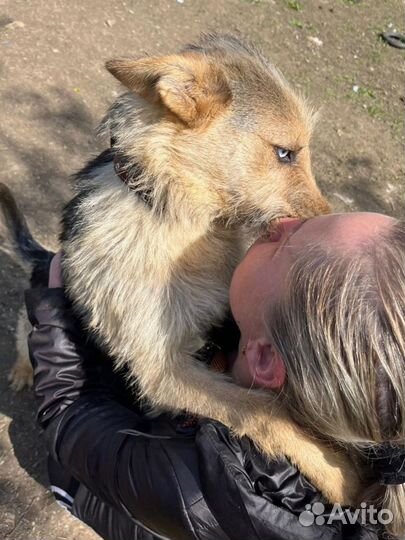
25, 288, 378, 540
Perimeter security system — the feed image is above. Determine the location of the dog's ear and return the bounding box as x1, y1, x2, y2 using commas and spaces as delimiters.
105, 54, 231, 126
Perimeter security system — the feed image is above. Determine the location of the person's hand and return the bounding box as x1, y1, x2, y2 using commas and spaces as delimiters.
48, 251, 64, 288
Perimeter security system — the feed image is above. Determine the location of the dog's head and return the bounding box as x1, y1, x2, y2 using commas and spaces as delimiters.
105, 34, 330, 229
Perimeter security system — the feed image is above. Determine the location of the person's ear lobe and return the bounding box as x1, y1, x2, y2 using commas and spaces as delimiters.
245, 338, 286, 390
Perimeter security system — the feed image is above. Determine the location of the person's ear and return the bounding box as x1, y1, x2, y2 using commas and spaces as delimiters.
245, 338, 286, 390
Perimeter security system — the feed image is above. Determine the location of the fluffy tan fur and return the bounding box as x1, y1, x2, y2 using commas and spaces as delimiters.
11, 35, 363, 505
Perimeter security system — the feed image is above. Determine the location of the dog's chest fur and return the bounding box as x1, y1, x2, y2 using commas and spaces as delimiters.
62, 160, 244, 366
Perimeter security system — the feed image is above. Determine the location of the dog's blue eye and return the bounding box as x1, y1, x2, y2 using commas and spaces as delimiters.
276, 147, 294, 163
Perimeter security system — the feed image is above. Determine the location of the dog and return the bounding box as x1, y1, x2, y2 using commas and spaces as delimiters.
1, 34, 364, 505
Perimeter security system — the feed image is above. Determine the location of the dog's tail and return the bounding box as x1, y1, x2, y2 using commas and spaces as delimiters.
0, 183, 52, 272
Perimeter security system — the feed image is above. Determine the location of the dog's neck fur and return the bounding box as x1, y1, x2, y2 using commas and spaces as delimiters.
101, 94, 238, 230
111, 137, 154, 208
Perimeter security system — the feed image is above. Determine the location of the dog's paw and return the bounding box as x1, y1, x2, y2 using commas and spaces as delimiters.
8, 360, 33, 391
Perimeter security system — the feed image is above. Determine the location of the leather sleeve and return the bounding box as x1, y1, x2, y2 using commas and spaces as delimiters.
196, 422, 379, 540
25, 288, 227, 540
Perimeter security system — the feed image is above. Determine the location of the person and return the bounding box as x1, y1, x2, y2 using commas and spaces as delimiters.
25, 212, 405, 540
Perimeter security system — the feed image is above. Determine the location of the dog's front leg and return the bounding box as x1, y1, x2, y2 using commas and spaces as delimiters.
131, 348, 363, 508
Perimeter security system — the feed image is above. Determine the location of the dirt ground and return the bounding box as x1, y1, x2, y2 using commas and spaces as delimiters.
0, 0, 404, 538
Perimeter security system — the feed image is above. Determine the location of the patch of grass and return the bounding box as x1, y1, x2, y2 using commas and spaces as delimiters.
391, 117, 404, 136
370, 49, 383, 64
286, 0, 303, 11
334, 74, 356, 88
346, 85, 385, 120
366, 103, 383, 119
289, 19, 315, 31
338, 74, 354, 82
371, 24, 385, 35
346, 85, 376, 101
325, 87, 338, 99
290, 19, 303, 29
357, 87, 376, 99
342, 0, 361, 5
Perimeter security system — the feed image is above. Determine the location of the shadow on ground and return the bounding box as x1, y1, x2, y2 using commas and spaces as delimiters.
0, 89, 102, 537
0, 86, 102, 238
316, 146, 403, 217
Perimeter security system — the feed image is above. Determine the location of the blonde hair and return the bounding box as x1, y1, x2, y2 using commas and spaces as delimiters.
268, 219, 405, 537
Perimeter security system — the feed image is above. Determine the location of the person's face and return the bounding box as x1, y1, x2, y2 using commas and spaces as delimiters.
229, 212, 395, 389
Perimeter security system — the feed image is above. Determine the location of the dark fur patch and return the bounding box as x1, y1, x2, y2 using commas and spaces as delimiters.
61, 189, 94, 244
61, 149, 114, 244
74, 148, 114, 185
0, 183, 53, 287
30, 255, 54, 288
62, 147, 165, 246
